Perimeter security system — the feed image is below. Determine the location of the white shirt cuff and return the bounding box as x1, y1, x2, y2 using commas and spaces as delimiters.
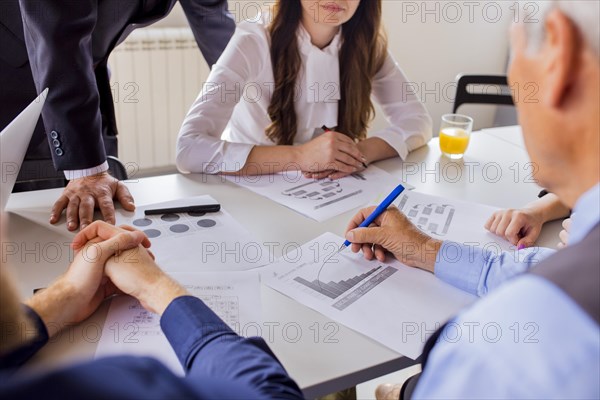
64, 161, 109, 180
371, 129, 410, 160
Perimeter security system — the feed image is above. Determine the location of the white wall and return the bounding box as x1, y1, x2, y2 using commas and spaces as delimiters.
149, 0, 515, 133
378, 1, 513, 133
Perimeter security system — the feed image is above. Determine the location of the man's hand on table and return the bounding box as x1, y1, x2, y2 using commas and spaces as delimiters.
344, 206, 442, 273
26, 222, 148, 337
74, 222, 188, 316
50, 172, 135, 231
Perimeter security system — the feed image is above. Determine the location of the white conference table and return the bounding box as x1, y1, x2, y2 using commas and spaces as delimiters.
5, 126, 562, 398
481, 125, 527, 149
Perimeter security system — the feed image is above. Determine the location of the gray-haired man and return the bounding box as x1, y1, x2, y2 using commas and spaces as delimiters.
346, 1, 600, 398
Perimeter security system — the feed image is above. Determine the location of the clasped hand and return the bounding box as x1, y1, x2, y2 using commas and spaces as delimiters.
297, 130, 367, 180
26, 222, 186, 337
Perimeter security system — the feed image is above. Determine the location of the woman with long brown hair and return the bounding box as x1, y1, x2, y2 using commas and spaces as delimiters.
177, 0, 432, 178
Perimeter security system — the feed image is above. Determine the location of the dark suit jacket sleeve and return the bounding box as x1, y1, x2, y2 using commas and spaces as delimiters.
178, 0, 236, 66
0, 2, 28, 69
161, 296, 304, 399
0, 306, 49, 372
18, 0, 106, 171
0, 296, 303, 399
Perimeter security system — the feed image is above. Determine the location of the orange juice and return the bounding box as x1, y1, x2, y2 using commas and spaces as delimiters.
439, 128, 470, 159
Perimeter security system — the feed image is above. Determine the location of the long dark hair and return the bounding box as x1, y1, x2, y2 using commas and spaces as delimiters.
266, 0, 388, 145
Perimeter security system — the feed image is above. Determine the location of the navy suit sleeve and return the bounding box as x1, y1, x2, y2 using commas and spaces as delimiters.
0, 305, 48, 372
178, 0, 236, 66
0, 297, 303, 399
161, 296, 304, 399
18, 0, 106, 170
1, 355, 294, 399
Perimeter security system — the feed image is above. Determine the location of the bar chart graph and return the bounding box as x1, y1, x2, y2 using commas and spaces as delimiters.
263, 232, 478, 358
293, 265, 398, 309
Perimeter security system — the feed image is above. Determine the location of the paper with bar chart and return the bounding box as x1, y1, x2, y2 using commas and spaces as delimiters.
95, 271, 261, 375
261, 232, 476, 359
225, 165, 400, 222
395, 190, 512, 250
115, 195, 270, 272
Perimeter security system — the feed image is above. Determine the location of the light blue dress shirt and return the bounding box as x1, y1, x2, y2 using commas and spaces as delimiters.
414, 184, 600, 399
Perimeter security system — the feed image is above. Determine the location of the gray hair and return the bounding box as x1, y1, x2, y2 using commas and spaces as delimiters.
522, 1, 600, 57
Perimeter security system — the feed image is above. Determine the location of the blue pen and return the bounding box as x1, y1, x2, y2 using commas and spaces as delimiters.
340, 184, 406, 250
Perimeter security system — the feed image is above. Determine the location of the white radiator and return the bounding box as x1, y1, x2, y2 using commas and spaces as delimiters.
108, 28, 210, 172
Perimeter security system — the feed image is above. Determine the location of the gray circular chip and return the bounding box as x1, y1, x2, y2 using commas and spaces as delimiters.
170, 224, 190, 233
161, 213, 180, 222
197, 219, 217, 228
133, 218, 152, 227
144, 229, 161, 238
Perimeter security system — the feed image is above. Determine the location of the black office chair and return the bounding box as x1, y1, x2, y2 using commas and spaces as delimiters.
452, 74, 514, 113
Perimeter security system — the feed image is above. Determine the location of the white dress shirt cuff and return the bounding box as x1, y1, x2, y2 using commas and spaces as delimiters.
177, 139, 255, 174
370, 129, 410, 160
64, 161, 109, 180
215, 142, 255, 173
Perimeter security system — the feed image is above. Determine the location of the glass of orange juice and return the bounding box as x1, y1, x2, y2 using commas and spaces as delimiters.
439, 114, 474, 160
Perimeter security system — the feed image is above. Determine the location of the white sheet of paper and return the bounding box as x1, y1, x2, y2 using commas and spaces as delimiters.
95, 271, 262, 375
115, 195, 270, 271
395, 190, 512, 250
261, 233, 476, 359
225, 166, 403, 222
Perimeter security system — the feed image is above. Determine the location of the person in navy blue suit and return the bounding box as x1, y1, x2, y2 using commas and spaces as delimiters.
0, 220, 303, 399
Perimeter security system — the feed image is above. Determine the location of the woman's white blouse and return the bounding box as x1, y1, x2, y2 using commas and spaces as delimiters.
176, 18, 432, 174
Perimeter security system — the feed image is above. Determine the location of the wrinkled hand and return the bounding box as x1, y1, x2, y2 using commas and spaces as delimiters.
344, 206, 441, 272
557, 218, 571, 249
297, 131, 367, 180
26, 224, 147, 336
484, 208, 544, 248
50, 171, 135, 231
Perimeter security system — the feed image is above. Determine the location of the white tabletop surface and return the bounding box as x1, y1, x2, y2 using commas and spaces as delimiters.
4, 127, 562, 397
481, 125, 526, 149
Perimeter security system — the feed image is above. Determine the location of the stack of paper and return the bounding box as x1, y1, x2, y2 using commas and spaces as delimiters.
95, 271, 261, 375
115, 195, 270, 271
225, 165, 402, 222
261, 233, 476, 359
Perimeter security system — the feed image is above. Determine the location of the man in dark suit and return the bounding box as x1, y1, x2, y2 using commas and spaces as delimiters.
0, 0, 65, 191
1, 0, 234, 230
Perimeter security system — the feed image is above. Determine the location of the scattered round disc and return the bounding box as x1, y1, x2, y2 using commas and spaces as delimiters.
161, 213, 180, 222
133, 218, 152, 227
169, 224, 190, 233
197, 219, 217, 228
144, 229, 161, 238
188, 211, 206, 217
